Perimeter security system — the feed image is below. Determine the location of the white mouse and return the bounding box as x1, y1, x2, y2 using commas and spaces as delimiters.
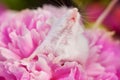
29, 8, 89, 64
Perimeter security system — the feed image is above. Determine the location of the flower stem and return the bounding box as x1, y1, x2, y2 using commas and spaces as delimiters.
93, 0, 118, 28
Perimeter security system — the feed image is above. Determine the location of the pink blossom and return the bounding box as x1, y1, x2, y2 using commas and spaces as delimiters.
0, 6, 120, 80
0, 8, 52, 59
84, 28, 120, 79
0, 55, 52, 80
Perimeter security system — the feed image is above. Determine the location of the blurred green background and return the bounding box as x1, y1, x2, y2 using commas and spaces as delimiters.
0, 0, 111, 10
0, 0, 72, 10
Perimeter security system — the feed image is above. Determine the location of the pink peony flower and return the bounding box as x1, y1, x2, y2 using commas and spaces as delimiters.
0, 6, 120, 80
84, 28, 120, 79
0, 55, 52, 80
0, 8, 52, 59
